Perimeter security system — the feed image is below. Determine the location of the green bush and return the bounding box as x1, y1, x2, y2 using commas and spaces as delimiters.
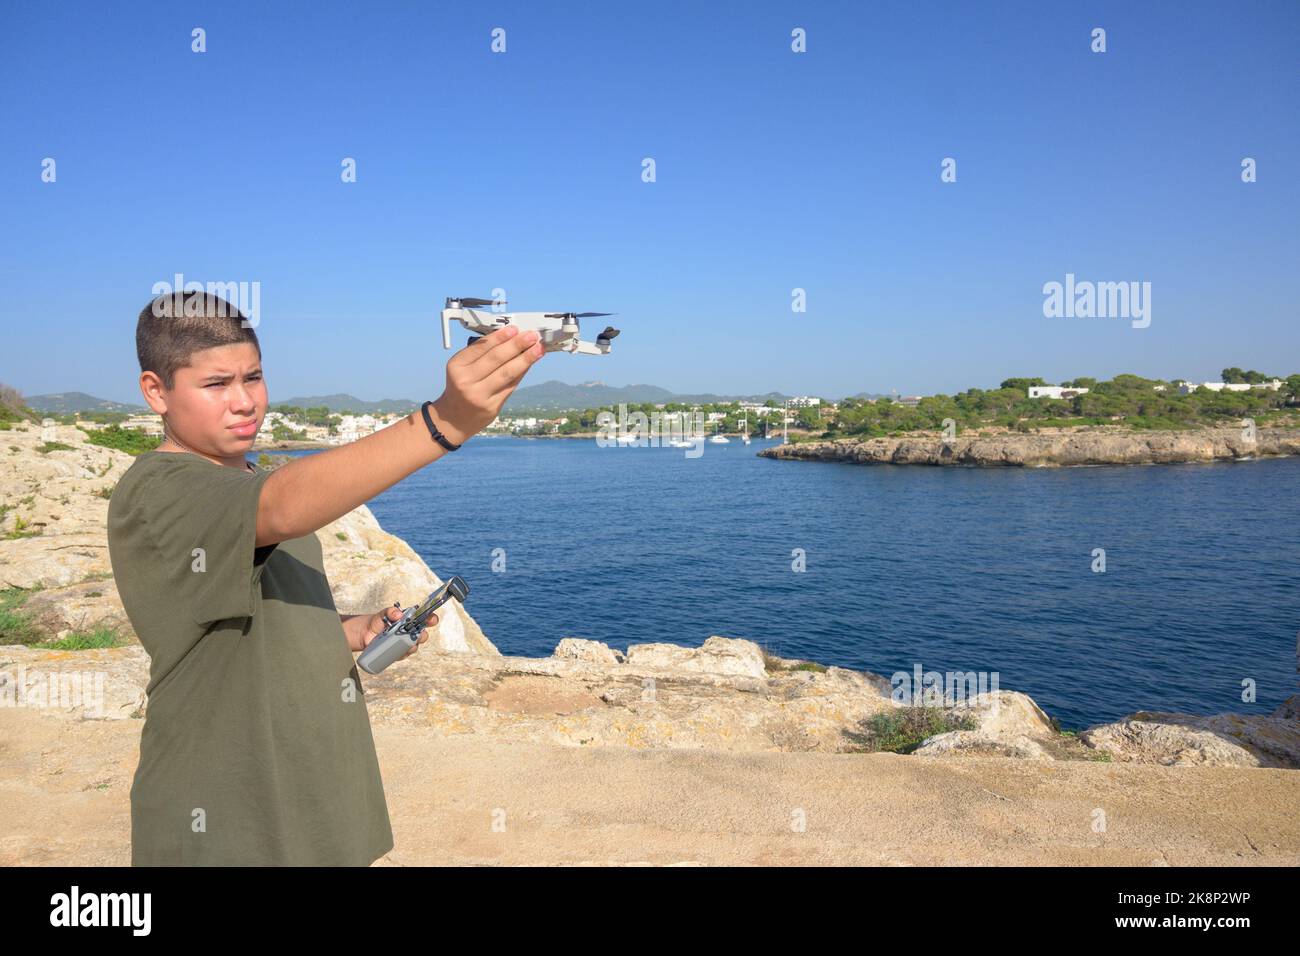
85, 424, 162, 456
33, 627, 121, 650
2, 515, 41, 540
863, 706, 979, 754
0, 589, 38, 644
271, 424, 308, 442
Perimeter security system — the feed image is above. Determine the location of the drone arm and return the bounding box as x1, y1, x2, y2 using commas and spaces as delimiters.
441, 310, 452, 349
572, 338, 609, 356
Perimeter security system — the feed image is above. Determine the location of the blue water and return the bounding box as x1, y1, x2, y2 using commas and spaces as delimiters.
288, 438, 1300, 729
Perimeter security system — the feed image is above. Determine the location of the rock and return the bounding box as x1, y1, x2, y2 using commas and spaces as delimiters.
0, 425, 130, 590
759, 426, 1300, 468
0, 635, 903, 751
954, 691, 1056, 737
1272, 695, 1300, 721
1080, 711, 1300, 768
623, 636, 768, 678
553, 638, 624, 665
0, 645, 149, 720
912, 691, 1058, 759
914, 731, 1052, 761
22, 579, 129, 638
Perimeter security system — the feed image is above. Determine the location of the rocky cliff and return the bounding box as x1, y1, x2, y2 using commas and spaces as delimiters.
759, 426, 1300, 467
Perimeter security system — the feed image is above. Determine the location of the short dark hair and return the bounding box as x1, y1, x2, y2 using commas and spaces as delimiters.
136, 291, 261, 389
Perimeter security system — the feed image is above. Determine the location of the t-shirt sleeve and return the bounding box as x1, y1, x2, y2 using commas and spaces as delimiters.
143, 458, 277, 626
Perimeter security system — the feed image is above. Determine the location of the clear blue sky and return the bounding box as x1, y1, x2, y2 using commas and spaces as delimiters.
1, 0, 1296, 404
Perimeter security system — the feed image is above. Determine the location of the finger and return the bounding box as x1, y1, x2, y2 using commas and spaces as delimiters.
484, 341, 545, 396
414, 613, 435, 646
465, 326, 540, 380
449, 325, 517, 368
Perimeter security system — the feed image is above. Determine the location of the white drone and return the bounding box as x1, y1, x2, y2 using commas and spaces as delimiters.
441, 296, 620, 355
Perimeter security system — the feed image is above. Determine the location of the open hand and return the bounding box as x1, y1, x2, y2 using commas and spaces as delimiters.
431, 325, 546, 443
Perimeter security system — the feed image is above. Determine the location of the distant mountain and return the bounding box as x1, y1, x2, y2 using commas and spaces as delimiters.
25, 392, 146, 414
502, 380, 675, 411
23, 384, 856, 417
502, 380, 798, 412
841, 391, 891, 401
275, 394, 418, 414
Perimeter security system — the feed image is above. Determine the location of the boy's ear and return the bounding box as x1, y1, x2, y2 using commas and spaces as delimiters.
140, 371, 169, 415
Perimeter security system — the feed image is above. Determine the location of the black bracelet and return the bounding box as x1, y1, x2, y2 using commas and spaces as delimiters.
420, 401, 462, 451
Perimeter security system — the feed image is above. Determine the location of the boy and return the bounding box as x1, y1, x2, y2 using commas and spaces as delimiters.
107, 291, 544, 865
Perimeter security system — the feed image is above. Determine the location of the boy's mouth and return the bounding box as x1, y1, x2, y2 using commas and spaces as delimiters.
228, 421, 259, 439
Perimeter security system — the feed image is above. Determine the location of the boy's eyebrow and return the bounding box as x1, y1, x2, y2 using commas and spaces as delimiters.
199, 368, 262, 383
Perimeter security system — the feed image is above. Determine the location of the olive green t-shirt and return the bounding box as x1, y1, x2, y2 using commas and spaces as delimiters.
107, 450, 394, 866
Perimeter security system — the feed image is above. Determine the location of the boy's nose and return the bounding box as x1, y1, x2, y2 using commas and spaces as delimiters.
230, 383, 257, 413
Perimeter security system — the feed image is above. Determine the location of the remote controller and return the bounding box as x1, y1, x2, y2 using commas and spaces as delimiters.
356, 575, 469, 674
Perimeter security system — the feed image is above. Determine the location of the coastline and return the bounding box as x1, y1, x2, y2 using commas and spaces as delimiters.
759, 425, 1300, 468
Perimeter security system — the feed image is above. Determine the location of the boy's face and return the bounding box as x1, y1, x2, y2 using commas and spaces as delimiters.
145, 342, 267, 463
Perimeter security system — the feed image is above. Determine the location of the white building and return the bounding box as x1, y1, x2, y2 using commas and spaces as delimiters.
330, 413, 401, 444
1027, 386, 1090, 400
1179, 379, 1282, 395
121, 414, 164, 436
788, 396, 821, 408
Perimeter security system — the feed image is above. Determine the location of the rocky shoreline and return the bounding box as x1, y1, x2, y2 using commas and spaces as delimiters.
759, 425, 1300, 467
1, 424, 1297, 770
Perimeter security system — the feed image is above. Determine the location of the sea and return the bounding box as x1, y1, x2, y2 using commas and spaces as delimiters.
284, 437, 1300, 730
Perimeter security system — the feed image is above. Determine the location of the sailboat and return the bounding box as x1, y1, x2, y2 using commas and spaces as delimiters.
740, 415, 751, 445
708, 420, 730, 444
668, 415, 693, 447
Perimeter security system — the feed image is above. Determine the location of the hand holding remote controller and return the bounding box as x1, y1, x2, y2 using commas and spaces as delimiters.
356, 576, 470, 674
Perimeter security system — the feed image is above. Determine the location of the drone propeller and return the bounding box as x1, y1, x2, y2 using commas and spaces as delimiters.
451, 296, 504, 308
597, 326, 620, 341
544, 311, 616, 319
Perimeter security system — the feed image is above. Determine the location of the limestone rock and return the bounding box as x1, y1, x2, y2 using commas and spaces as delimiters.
914, 731, 1052, 761
553, 638, 624, 665
0, 645, 149, 721
624, 636, 768, 678
759, 426, 1300, 468
912, 691, 1057, 759
1272, 695, 1300, 721
955, 691, 1056, 738
1080, 711, 1300, 768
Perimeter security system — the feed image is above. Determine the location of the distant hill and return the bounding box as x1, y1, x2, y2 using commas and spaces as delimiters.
23, 384, 859, 417
276, 394, 419, 414
25, 392, 146, 414
841, 392, 891, 401
502, 380, 675, 411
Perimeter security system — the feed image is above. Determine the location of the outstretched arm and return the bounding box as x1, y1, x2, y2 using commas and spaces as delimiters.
255, 326, 543, 547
